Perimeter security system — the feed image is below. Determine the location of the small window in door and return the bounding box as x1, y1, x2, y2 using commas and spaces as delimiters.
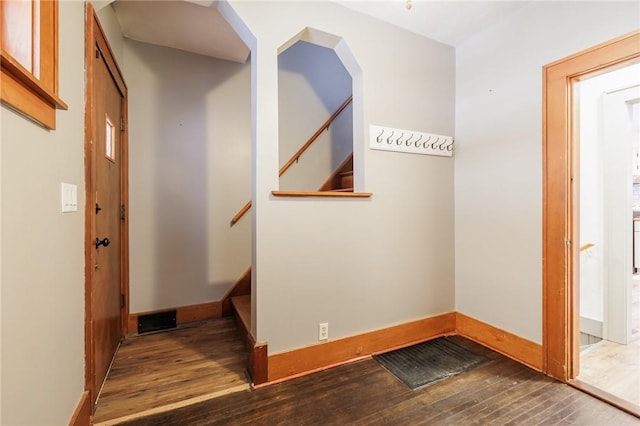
105, 115, 115, 161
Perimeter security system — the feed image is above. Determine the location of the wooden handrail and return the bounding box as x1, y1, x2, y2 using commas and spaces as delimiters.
579, 243, 595, 252
230, 95, 353, 226
231, 200, 252, 225
278, 96, 353, 177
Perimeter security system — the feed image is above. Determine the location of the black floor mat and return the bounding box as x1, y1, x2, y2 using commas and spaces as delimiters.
373, 337, 487, 390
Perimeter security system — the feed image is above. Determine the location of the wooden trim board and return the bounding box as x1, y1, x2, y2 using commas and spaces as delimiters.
127, 301, 222, 334
92, 384, 250, 426
120, 307, 543, 390
455, 312, 543, 371
272, 190, 372, 198
248, 336, 268, 386
265, 312, 544, 385
568, 378, 640, 418
68, 391, 90, 426
83, 1, 96, 403
268, 312, 456, 382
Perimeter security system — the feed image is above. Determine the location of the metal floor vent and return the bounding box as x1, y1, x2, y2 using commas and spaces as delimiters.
138, 310, 177, 334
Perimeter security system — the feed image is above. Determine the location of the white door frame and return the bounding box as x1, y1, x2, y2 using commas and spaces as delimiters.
602, 84, 639, 344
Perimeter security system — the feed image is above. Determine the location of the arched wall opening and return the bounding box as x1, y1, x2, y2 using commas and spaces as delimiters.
277, 27, 363, 192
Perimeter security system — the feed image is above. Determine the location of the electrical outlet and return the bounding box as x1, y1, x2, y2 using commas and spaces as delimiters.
318, 322, 329, 341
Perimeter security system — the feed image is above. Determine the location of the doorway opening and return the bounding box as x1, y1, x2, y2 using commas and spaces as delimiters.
575, 63, 640, 408
542, 30, 640, 416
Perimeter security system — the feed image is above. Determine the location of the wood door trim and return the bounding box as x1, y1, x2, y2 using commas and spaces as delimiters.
84, 2, 130, 408
542, 30, 640, 381
68, 391, 91, 426
84, 2, 97, 405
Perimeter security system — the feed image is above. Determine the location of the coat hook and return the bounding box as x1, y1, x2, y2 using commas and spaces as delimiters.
376, 129, 384, 143
386, 131, 395, 144
447, 140, 454, 152
413, 135, 423, 147
431, 137, 440, 149
422, 136, 432, 149
396, 132, 404, 145
405, 133, 414, 146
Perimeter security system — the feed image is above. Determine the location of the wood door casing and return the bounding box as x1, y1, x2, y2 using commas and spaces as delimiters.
543, 30, 640, 382
85, 4, 129, 410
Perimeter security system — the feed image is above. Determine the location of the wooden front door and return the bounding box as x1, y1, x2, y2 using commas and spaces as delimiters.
92, 42, 124, 401
86, 5, 129, 409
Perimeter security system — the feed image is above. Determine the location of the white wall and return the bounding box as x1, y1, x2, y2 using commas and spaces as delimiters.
278, 40, 352, 191
124, 40, 252, 312
455, 1, 640, 343
0, 1, 86, 424
228, 1, 455, 354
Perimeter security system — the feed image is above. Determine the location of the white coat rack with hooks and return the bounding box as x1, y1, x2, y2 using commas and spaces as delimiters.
369, 125, 454, 157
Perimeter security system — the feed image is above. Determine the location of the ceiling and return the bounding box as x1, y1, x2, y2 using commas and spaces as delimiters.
111, 0, 250, 63
103, 1, 529, 63
336, 1, 529, 46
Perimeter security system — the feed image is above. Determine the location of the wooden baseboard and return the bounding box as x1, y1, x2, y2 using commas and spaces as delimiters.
455, 312, 543, 371
248, 336, 268, 386
68, 391, 90, 426
127, 301, 222, 334
123, 307, 542, 387
268, 312, 456, 382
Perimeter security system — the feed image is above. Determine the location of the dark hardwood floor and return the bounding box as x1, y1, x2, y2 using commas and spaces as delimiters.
117, 335, 640, 426
94, 317, 249, 424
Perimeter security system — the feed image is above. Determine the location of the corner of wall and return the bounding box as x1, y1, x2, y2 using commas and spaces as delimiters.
455, 312, 543, 372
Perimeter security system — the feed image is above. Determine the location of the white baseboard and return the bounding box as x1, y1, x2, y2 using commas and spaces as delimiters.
580, 316, 603, 338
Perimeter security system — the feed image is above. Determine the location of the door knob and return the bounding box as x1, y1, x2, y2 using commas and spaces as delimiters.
95, 237, 110, 249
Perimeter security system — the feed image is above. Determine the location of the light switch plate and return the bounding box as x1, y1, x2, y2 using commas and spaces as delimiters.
61, 183, 78, 212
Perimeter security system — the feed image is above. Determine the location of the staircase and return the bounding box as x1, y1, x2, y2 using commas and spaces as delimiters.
227, 155, 354, 323
225, 153, 354, 385
230, 294, 251, 343
318, 153, 354, 192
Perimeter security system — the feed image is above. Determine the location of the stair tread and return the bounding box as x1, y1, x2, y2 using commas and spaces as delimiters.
231, 295, 251, 335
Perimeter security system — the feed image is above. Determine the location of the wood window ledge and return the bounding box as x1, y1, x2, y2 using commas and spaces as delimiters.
272, 191, 372, 198
1, 51, 68, 129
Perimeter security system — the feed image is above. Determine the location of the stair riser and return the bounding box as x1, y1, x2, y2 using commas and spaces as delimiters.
341, 173, 353, 189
